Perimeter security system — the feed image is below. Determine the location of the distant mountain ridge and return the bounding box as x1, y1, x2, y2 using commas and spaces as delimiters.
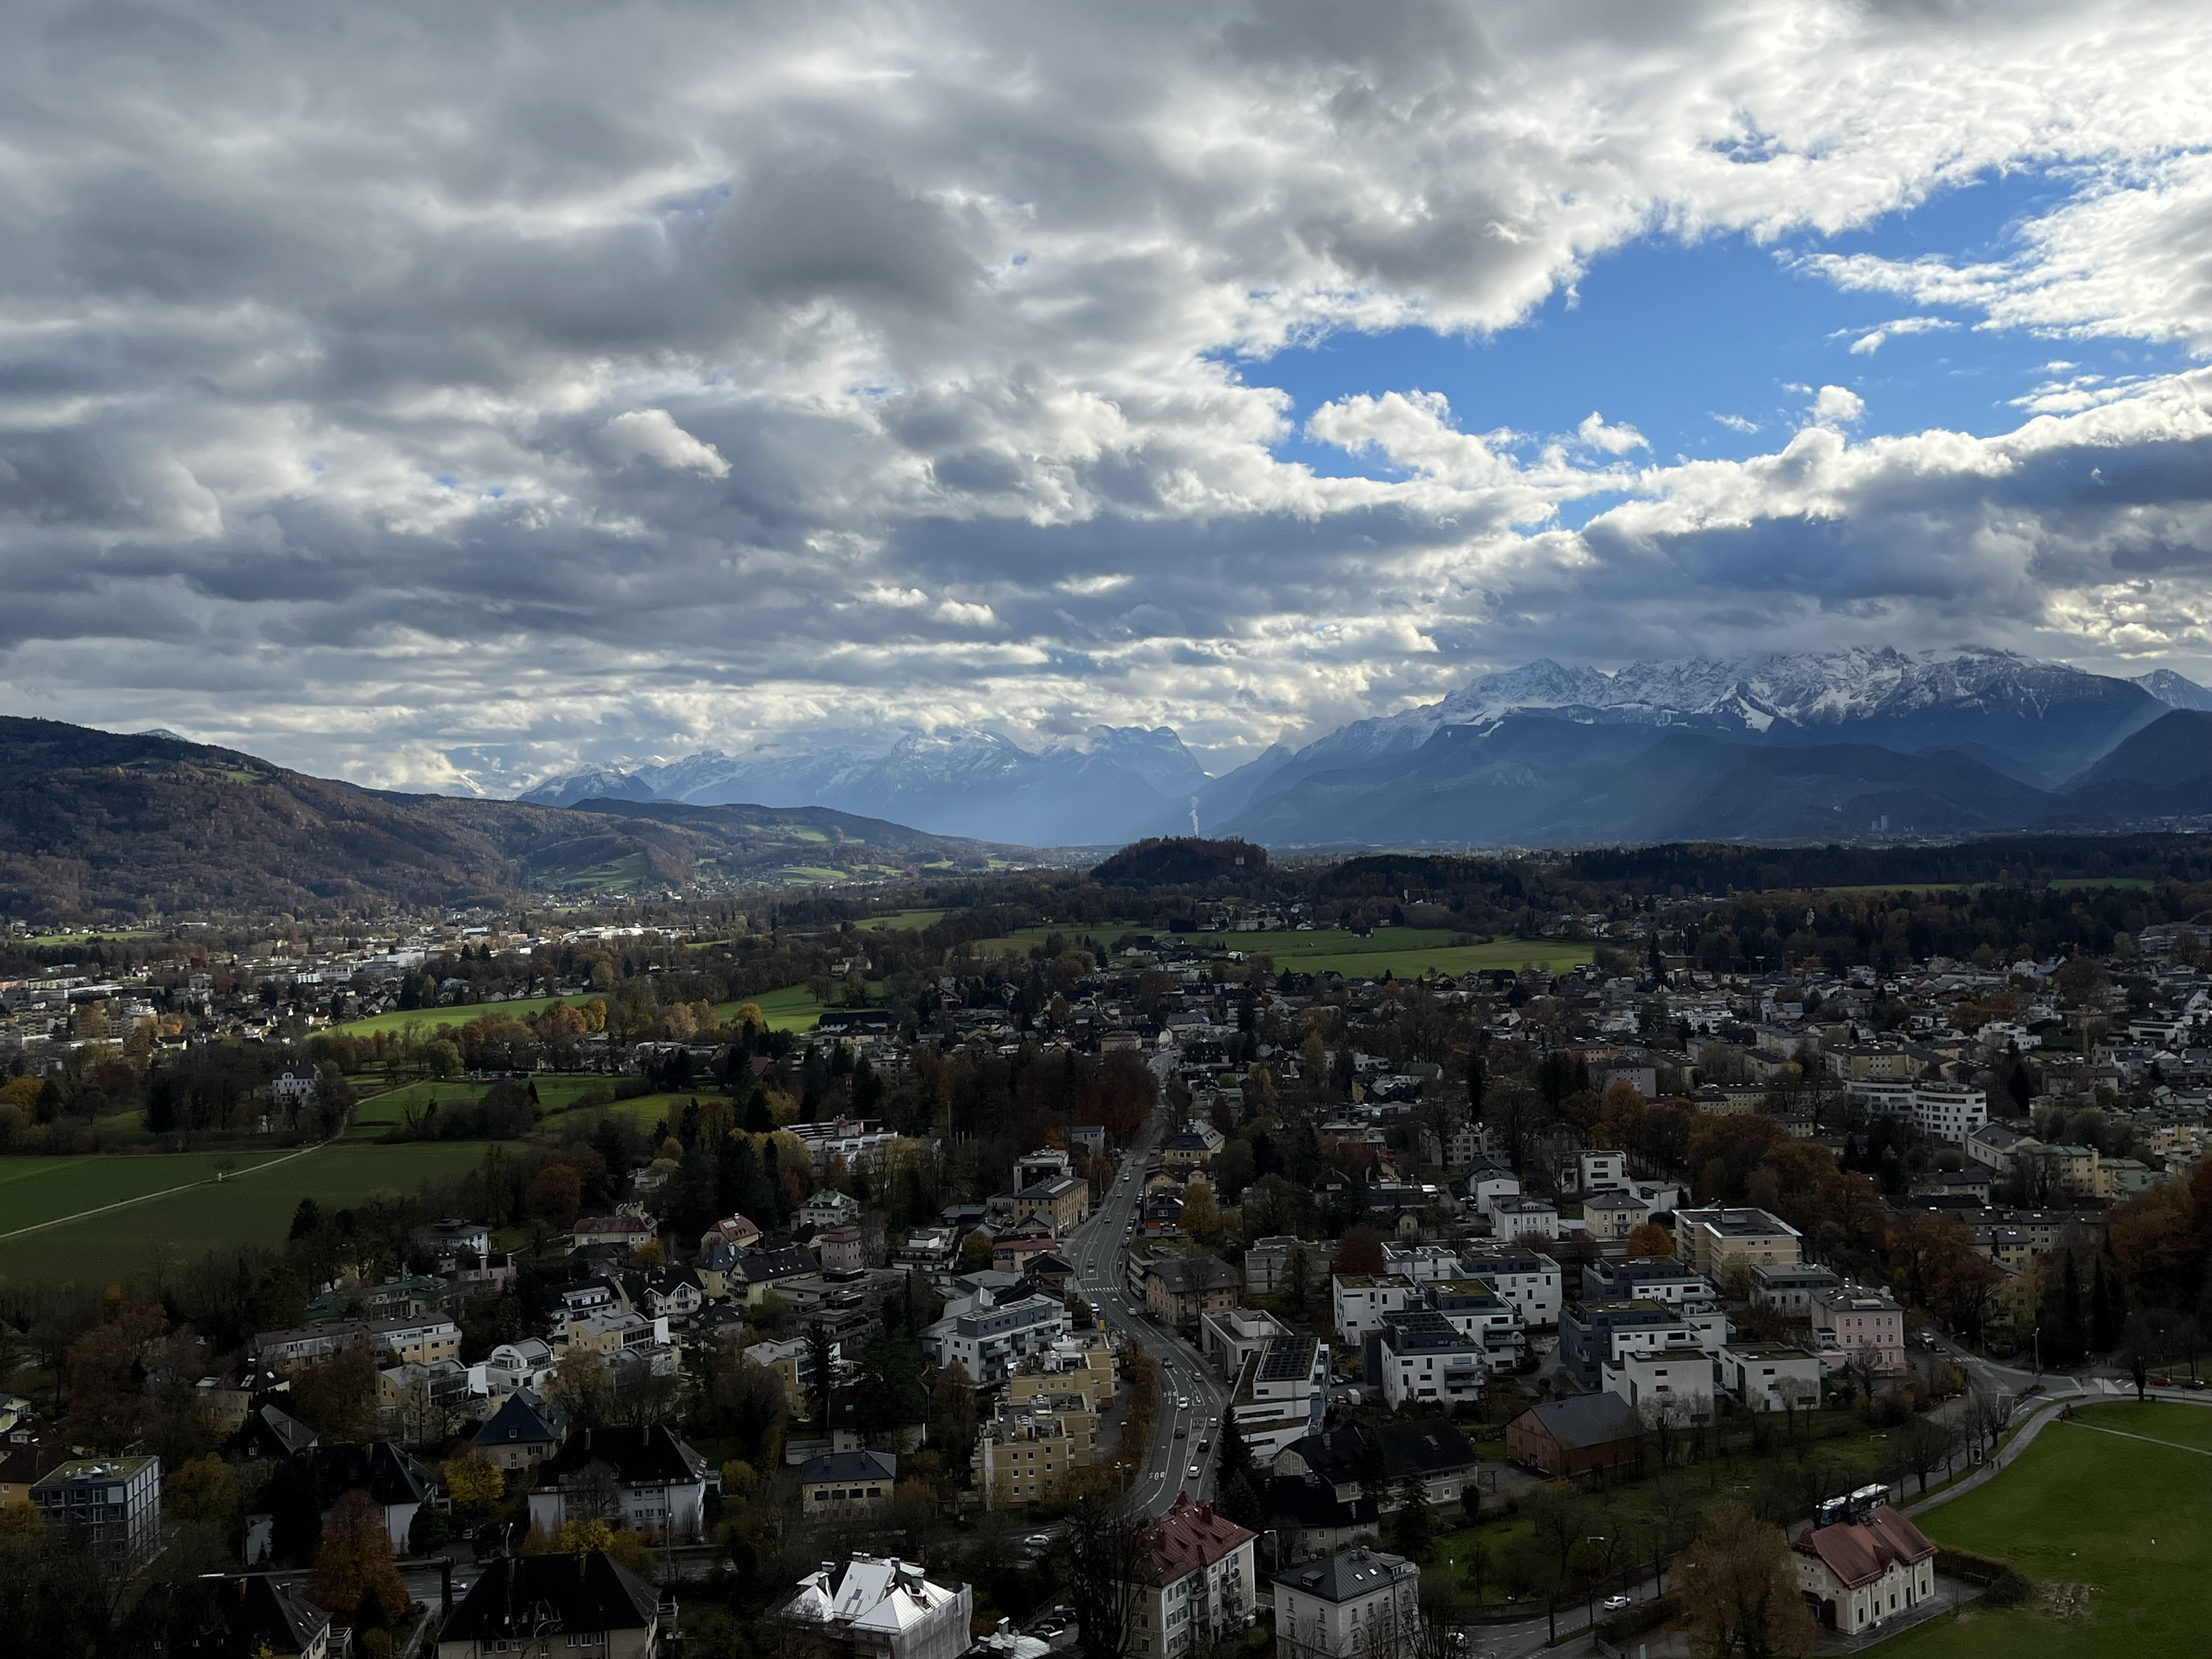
515, 647, 2212, 849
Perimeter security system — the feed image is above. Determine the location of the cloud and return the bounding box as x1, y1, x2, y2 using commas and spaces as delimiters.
1810, 386, 1867, 426
1577, 411, 1649, 454
1844, 316, 1959, 354
0, 1, 2210, 786
602, 410, 732, 477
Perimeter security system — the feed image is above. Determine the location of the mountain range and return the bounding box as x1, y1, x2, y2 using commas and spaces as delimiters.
520, 647, 2212, 848
0, 718, 1015, 923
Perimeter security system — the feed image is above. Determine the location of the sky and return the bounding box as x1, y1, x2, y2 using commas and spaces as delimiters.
2, 0, 2211, 793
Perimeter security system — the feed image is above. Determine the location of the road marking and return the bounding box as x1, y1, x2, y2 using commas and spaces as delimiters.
0, 1137, 333, 1243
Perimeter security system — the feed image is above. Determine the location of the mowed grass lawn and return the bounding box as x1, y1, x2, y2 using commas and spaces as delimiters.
1886, 1401, 2212, 1658
0, 1151, 294, 1234
333, 983, 826, 1041
966, 922, 1594, 979
0, 1141, 498, 1288
346, 1074, 616, 1138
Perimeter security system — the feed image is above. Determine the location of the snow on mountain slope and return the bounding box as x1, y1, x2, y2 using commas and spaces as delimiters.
2134, 668, 2212, 712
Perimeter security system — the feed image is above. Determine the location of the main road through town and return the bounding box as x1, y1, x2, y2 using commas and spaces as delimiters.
1064, 1092, 1228, 1519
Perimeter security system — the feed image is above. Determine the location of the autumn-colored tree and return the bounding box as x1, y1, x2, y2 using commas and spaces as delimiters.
288, 1340, 381, 1441
1627, 1222, 1676, 1259
314, 1491, 408, 1630
527, 1162, 583, 1230
64, 1299, 168, 1448
441, 1451, 506, 1523
166, 1454, 241, 1533
1334, 1225, 1387, 1277
1675, 1502, 1816, 1659
1181, 1180, 1221, 1244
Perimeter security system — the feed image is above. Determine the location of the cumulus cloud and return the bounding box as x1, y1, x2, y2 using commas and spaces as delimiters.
1809, 386, 1867, 426
0, 0, 2208, 787
602, 410, 732, 477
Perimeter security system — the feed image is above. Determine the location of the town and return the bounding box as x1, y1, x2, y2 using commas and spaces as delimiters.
1, 839, 2209, 1656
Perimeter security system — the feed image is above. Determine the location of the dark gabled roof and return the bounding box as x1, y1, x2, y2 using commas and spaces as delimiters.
535, 1425, 707, 1488
1285, 1420, 1476, 1485
226, 1404, 319, 1462
442, 1553, 659, 1640
1257, 1472, 1377, 1531
799, 1449, 897, 1485
474, 1389, 567, 1449
174, 1575, 332, 1657
1147, 1256, 1239, 1295
312, 1441, 432, 1508
1516, 1393, 1644, 1449
743, 1245, 819, 1284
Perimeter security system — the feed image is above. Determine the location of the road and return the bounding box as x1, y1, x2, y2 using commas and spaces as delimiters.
1064, 1092, 1229, 1517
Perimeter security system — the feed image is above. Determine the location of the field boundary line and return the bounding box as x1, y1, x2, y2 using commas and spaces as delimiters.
2061, 1420, 2212, 1458
0, 1138, 331, 1244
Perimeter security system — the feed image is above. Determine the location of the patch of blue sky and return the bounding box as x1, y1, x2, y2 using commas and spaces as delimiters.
1235, 167, 2197, 483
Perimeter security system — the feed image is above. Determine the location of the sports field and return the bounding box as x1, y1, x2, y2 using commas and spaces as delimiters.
1884, 1401, 2212, 1658
0, 1141, 498, 1287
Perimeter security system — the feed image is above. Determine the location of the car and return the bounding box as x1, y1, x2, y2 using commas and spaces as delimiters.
1601, 1596, 1633, 1613
1178, 1397, 1189, 1408
1187, 1464, 1201, 1478
1024, 1533, 1053, 1550
1175, 1427, 1187, 1439
1196, 1440, 1209, 1452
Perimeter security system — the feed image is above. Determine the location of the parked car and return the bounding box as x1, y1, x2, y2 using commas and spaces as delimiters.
1601, 1596, 1633, 1613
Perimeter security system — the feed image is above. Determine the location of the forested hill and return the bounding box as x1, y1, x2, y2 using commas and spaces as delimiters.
0, 718, 1011, 924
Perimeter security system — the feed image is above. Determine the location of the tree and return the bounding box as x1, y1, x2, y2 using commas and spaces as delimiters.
527, 1163, 582, 1231
1059, 1496, 1152, 1659
1334, 1226, 1387, 1279
806, 1322, 837, 1423
288, 1340, 380, 1441
165, 1453, 240, 1542
1182, 1181, 1221, 1244
407, 1504, 450, 1555
314, 1491, 408, 1632
1390, 1472, 1434, 1561
1626, 1222, 1675, 1259
1897, 1414, 1959, 1494
442, 1452, 506, 1526
1675, 1502, 1816, 1659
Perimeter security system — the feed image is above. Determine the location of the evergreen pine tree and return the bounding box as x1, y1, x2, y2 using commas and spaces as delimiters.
2091, 1257, 2115, 1353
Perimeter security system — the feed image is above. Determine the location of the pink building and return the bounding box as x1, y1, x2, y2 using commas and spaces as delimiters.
1813, 1285, 1905, 1373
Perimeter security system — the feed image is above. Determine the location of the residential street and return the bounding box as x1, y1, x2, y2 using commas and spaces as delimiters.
1065, 1088, 1229, 1517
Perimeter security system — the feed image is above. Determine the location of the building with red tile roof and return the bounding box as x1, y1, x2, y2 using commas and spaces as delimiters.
1129, 1496, 1258, 1658
1792, 1504, 1936, 1635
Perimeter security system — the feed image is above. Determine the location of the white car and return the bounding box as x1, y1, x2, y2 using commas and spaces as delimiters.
1187, 1464, 1202, 1479
1177, 1397, 1189, 1408
1601, 1596, 1633, 1613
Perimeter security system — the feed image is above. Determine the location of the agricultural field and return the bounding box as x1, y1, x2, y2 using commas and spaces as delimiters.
345, 1075, 613, 1138
0, 1141, 498, 1288
959, 922, 1590, 979
1886, 1401, 2212, 1658
860, 909, 946, 930
712, 983, 830, 1032
332, 993, 598, 1039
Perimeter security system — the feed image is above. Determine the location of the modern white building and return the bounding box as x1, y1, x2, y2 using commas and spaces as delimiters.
1487, 1195, 1561, 1243
1603, 1350, 1717, 1419
1455, 1244, 1564, 1327
1370, 1310, 1488, 1408
1331, 1274, 1419, 1344
1577, 1150, 1630, 1194
1718, 1344, 1825, 1412
922, 1288, 1069, 1383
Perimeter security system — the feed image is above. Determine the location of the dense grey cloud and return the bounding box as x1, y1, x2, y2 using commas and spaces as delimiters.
1, 0, 2210, 788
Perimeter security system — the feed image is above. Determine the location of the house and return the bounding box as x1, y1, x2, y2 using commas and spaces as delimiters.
1812, 1285, 1907, 1373
1365, 1310, 1487, 1408
1242, 1237, 1323, 1300
1560, 1300, 1728, 1390
1330, 1274, 1419, 1344
1582, 1257, 1718, 1310
469, 1388, 567, 1473
798, 1189, 863, 1229
1718, 1345, 1824, 1412
1576, 1150, 1630, 1194
1672, 1207, 1803, 1280
1272, 1421, 1479, 1511
1011, 1175, 1091, 1235
1604, 1350, 1716, 1420
1504, 1395, 1644, 1477
184, 1575, 333, 1659
895, 1228, 961, 1272
1007, 1330, 1118, 1413
737, 1245, 822, 1306
226, 1404, 319, 1464
1420, 1280, 1525, 1363
993, 1231, 1062, 1276
1488, 1195, 1561, 1243
1750, 1263, 1842, 1318
1225, 1336, 1329, 1460
1378, 1243, 1466, 1284
29, 1455, 162, 1559
1455, 1244, 1564, 1327
1792, 1503, 1937, 1635
1274, 1548, 1421, 1659
413, 1218, 490, 1261
1464, 1160, 1521, 1219
922, 1288, 1069, 1384
311, 1442, 435, 1551
1145, 1256, 1241, 1328
746, 1334, 837, 1415
574, 1212, 658, 1254
699, 1213, 764, 1254
480, 1338, 558, 1400
1128, 1496, 1257, 1659
270, 1065, 320, 1108
1199, 1307, 1291, 1379
377, 1358, 472, 1444
1070, 1125, 1108, 1157
1582, 1189, 1651, 1242
528, 1425, 711, 1539
799, 1449, 898, 1520
644, 1266, 707, 1322
782, 1556, 973, 1659
814, 1226, 868, 1273
972, 1400, 1094, 1510
368, 1315, 463, 1368
438, 1551, 670, 1659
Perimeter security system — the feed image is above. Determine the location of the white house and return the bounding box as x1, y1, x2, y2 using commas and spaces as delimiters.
1488, 1195, 1561, 1243
1455, 1245, 1564, 1327
1603, 1350, 1716, 1419
1577, 1150, 1629, 1194
1792, 1505, 1938, 1637
1718, 1345, 1824, 1412
1274, 1549, 1421, 1659
1330, 1274, 1419, 1344
922, 1288, 1068, 1384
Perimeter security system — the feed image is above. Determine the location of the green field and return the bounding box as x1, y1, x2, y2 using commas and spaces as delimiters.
334, 982, 826, 1041
860, 909, 946, 930
346, 1075, 614, 1138
964, 923, 1592, 979
0, 1142, 499, 1287
2047, 876, 2158, 891
1884, 1402, 2212, 1658
718, 984, 830, 1031
0, 1151, 295, 1235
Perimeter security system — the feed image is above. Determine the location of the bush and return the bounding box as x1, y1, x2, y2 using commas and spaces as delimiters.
1934, 1545, 2013, 1586
1983, 1568, 2032, 1609
1597, 1594, 1677, 1642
